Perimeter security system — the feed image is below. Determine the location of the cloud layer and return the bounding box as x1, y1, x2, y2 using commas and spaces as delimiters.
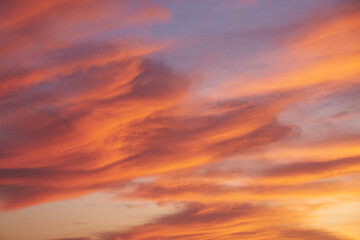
0, 0, 359, 240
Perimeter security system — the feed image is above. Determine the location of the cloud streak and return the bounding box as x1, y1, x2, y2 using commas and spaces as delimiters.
0, 0, 359, 240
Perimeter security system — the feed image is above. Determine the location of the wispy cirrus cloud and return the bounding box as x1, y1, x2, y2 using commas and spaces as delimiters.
102, 202, 351, 240
0, 0, 359, 240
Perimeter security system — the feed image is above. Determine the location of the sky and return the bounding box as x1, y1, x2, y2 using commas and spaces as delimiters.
0, 0, 359, 239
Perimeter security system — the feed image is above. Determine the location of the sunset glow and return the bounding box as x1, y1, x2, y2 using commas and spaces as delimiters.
0, 1, 359, 240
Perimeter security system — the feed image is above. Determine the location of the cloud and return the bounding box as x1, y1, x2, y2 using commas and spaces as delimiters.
0, 90, 295, 209
122, 170, 359, 205
0, 1, 359, 240
259, 155, 360, 184
210, 4, 360, 99
101, 202, 350, 240
52, 238, 90, 240
0, 0, 170, 55
0, 55, 193, 209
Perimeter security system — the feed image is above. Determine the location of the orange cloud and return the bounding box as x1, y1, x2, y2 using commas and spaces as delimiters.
0, 0, 170, 55
103, 202, 351, 240
258, 156, 360, 184
0, 1, 360, 240
215, 6, 360, 99
0, 92, 295, 209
